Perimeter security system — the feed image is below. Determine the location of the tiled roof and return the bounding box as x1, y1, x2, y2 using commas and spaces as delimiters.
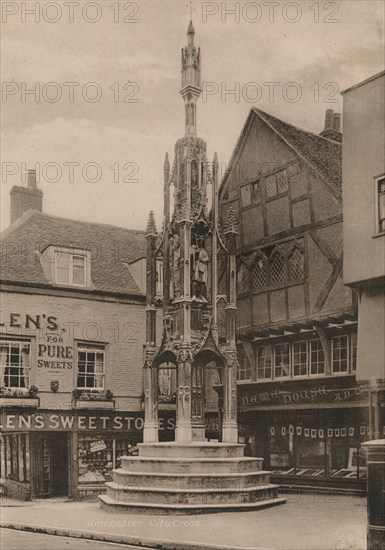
0, 210, 147, 296
252, 108, 342, 193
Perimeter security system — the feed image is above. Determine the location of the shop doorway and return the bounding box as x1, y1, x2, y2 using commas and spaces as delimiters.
49, 433, 69, 497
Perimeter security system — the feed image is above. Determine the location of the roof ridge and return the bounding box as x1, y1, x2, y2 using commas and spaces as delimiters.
0, 209, 37, 239
252, 107, 342, 146
1, 209, 146, 237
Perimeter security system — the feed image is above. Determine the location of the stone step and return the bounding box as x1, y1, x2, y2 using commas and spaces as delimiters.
105, 481, 279, 505
120, 456, 263, 474
99, 493, 286, 515
113, 469, 270, 490
137, 442, 245, 459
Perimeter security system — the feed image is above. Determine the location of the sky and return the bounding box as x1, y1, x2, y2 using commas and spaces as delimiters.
1, 0, 384, 231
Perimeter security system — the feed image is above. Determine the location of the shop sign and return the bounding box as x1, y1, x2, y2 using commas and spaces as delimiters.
0, 411, 175, 432
239, 380, 366, 409
37, 334, 73, 372
90, 440, 107, 453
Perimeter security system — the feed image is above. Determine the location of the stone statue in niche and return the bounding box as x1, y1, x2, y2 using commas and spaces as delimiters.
171, 234, 181, 299
191, 236, 209, 302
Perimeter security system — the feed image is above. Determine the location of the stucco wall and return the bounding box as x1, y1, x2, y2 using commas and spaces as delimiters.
342, 73, 385, 285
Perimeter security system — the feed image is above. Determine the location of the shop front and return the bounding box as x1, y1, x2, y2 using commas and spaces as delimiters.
238, 376, 385, 492
0, 410, 176, 500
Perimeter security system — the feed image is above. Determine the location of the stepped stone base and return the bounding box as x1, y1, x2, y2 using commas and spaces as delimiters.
99, 442, 286, 515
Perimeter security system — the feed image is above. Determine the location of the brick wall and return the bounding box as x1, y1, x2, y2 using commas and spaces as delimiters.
0, 291, 146, 411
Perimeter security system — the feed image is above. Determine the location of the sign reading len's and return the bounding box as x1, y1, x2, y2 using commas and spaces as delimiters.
0, 412, 176, 432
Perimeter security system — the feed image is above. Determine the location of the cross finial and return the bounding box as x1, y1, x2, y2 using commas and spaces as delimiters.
185, 0, 195, 21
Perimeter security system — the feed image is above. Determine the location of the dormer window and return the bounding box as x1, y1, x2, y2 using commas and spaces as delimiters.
42, 247, 92, 287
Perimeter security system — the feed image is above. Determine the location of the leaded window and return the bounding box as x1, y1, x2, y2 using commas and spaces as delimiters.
265, 174, 277, 197
288, 246, 305, 281
252, 256, 267, 289
276, 169, 288, 194
270, 251, 285, 285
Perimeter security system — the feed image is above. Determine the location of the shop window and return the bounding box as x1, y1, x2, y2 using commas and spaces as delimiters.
270, 251, 286, 285
274, 343, 290, 378
376, 176, 385, 233
309, 339, 325, 375
0, 340, 30, 389
288, 246, 305, 281
0, 434, 30, 483
77, 345, 105, 389
54, 248, 89, 286
332, 336, 349, 374
257, 346, 273, 380
237, 348, 251, 381
237, 264, 249, 293
78, 435, 139, 486
351, 333, 357, 372
293, 341, 307, 376
252, 256, 267, 289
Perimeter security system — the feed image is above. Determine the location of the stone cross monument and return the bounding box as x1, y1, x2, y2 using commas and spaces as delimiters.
100, 23, 285, 513
143, 20, 238, 446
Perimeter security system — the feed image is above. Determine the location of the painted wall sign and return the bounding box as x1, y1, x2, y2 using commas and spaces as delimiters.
0, 313, 58, 331
0, 411, 175, 432
238, 377, 367, 409
37, 334, 73, 371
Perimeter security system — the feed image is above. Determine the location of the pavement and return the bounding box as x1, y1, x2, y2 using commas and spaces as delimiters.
0, 492, 367, 550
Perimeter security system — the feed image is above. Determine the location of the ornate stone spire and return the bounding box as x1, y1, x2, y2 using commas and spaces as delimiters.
180, 21, 201, 137
163, 152, 170, 172
146, 210, 157, 237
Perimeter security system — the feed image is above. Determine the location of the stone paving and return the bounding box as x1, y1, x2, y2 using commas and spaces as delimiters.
0, 492, 367, 550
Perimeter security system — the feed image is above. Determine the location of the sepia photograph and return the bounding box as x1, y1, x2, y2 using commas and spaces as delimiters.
0, 1, 384, 549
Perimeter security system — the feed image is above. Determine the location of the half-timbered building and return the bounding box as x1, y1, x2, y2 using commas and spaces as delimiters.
217, 107, 371, 491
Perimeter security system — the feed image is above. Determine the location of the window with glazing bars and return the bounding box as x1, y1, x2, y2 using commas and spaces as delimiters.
270, 251, 286, 285
0, 341, 30, 388
252, 257, 267, 289
77, 346, 105, 389
237, 349, 251, 381
257, 346, 273, 380
276, 169, 288, 193
274, 343, 290, 378
288, 247, 305, 281
293, 341, 307, 376
332, 336, 349, 373
309, 340, 325, 375
377, 177, 385, 233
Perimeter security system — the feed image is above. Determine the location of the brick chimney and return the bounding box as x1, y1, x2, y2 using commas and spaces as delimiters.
320, 109, 342, 143
10, 169, 43, 224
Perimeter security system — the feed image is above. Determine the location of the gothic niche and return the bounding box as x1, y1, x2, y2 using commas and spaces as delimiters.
191, 234, 209, 302
158, 361, 177, 404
